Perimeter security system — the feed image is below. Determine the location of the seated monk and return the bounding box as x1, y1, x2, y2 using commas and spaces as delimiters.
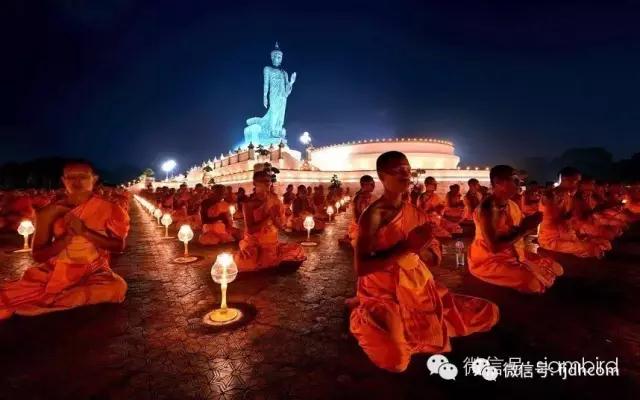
599, 182, 631, 228
538, 167, 610, 258
520, 181, 542, 217
198, 185, 240, 245
350, 151, 499, 373
235, 187, 248, 220
340, 175, 375, 246
418, 177, 462, 238
462, 178, 482, 221
409, 183, 422, 206
289, 185, 326, 232
443, 184, 465, 221
0, 192, 36, 232
312, 186, 329, 221
572, 177, 622, 241
0, 161, 128, 320
469, 165, 563, 294
233, 169, 306, 271
282, 184, 295, 217
625, 181, 640, 218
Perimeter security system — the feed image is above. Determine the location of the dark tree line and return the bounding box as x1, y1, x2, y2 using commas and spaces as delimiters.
516, 148, 640, 184
0, 158, 141, 189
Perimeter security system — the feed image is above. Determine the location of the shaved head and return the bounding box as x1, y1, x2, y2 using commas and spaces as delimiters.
376, 151, 408, 172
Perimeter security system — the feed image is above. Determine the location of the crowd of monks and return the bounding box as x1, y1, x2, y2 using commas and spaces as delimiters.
1, 155, 640, 373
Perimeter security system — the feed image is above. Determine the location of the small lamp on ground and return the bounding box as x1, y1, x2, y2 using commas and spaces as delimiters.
301, 215, 317, 246
14, 220, 35, 253
335, 201, 341, 213
326, 205, 334, 222
153, 208, 162, 225
174, 224, 198, 263
204, 253, 242, 325
229, 204, 236, 225
161, 213, 173, 238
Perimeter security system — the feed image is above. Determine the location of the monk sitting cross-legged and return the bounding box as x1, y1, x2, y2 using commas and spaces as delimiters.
0, 161, 129, 320
468, 165, 563, 294
349, 151, 499, 373
418, 177, 463, 238
538, 167, 610, 258
233, 169, 306, 272
198, 185, 241, 246
339, 175, 375, 247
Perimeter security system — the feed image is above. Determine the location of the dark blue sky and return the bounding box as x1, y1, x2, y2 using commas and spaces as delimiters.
2, 0, 639, 175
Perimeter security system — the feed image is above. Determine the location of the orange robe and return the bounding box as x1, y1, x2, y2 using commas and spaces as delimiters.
350, 202, 499, 372
234, 202, 306, 272
469, 199, 563, 293
539, 191, 610, 258
0, 196, 129, 320
418, 193, 462, 238
198, 201, 237, 245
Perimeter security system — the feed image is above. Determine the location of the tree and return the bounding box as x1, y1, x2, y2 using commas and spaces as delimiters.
142, 168, 155, 177
330, 174, 342, 189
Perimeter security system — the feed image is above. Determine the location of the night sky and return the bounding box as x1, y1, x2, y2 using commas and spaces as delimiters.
2, 0, 639, 177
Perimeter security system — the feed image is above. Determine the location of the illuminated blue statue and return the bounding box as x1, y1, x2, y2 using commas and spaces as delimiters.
244, 42, 297, 147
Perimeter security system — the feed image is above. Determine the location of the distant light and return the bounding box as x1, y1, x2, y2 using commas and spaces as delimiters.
300, 131, 311, 145
161, 160, 177, 172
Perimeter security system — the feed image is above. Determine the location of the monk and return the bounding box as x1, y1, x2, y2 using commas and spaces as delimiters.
350, 151, 499, 373
625, 181, 640, 217
443, 184, 465, 221
468, 165, 563, 294
521, 181, 542, 216
198, 185, 240, 245
339, 175, 375, 246
233, 169, 306, 271
417, 177, 462, 238
572, 177, 622, 241
0, 162, 129, 320
282, 184, 295, 217
463, 178, 482, 221
538, 167, 610, 258
289, 185, 325, 232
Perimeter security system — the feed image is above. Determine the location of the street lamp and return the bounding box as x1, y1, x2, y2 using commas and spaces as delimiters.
161, 159, 177, 181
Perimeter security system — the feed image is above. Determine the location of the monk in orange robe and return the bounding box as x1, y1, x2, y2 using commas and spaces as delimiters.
198, 185, 240, 245
538, 167, 610, 258
0, 162, 129, 320
350, 151, 499, 373
625, 182, 640, 218
233, 169, 306, 272
289, 185, 326, 232
340, 175, 375, 246
282, 184, 295, 217
463, 178, 482, 221
520, 181, 542, 216
469, 165, 563, 294
572, 177, 622, 241
418, 177, 462, 238
443, 184, 465, 221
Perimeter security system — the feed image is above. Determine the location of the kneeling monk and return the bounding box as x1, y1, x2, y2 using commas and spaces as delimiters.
0, 162, 128, 320
469, 165, 563, 294
538, 167, 610, 258
199, 185, 240, 245
350, 151, 499, 373
233, 169, 306, 271
339, 175, 375, 247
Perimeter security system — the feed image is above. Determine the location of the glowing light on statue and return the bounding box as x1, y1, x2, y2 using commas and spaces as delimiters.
153, 208, 162, 225
15, 220, 35, 253
161, 213, 173, 238
205, 253, 242, 325
301, 215, 317, 246
161, 159, 177, 181
326, 205, 334, 221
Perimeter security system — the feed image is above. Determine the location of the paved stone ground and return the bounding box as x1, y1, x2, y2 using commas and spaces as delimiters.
0, 201, 639, 400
